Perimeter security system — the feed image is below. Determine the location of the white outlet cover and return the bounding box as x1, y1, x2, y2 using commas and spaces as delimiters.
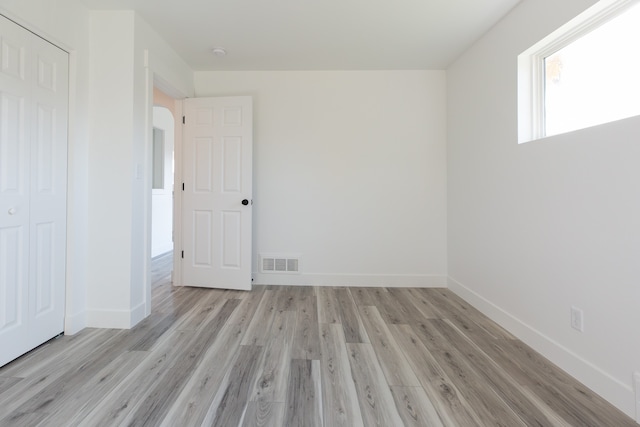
570, 306, 584, 332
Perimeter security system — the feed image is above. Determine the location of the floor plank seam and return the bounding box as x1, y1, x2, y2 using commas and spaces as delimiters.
0, 259, 636, 426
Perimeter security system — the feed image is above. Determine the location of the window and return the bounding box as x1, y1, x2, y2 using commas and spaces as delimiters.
518, 0, 640, 143
152, 127, 165, 189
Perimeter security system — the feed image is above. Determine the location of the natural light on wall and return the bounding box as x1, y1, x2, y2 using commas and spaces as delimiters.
518, 0, 640, 143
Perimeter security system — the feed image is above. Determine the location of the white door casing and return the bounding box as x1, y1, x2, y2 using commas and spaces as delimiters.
0, 15, 68, 367
181, 97, 252, 290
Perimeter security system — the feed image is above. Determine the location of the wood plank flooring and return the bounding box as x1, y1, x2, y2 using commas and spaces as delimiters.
0, 251, 636, 426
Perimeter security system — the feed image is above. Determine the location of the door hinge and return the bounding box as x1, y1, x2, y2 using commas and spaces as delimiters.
182, 116, 185, 124
181, 250, 184, 259
182, 183, 185, 191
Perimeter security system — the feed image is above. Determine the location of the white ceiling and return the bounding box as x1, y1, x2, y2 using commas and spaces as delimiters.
79, 0, 521, 71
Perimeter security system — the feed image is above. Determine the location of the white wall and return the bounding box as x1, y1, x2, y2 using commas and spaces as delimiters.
85, 11, 194, 328
0, 0, 92, 334
151, 106, 175, 257
87, 11, 136, 328
0, 5, 151, 331
447, 0, 640, 419
194, 71, 447, 287
0, 4, 193, 330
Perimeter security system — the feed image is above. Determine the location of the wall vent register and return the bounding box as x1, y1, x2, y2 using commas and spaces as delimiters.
260, 255, 300, 273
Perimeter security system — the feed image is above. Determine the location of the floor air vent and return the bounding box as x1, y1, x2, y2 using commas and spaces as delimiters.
261, 255, 300, 274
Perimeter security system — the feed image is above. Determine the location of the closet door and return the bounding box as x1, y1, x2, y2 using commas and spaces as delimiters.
0, 15, 68, 367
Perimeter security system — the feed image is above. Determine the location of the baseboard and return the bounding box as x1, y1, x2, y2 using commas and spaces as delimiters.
130, 301, 147, 328
64, 310, 86, 335
151, 247, 173, 259
447, 276, 637, 421
86, 303, 147, 329
252, 273, 447, 287
634, 372, 640, 423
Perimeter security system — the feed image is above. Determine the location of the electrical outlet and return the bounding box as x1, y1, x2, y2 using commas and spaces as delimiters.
570, 306, 584, 332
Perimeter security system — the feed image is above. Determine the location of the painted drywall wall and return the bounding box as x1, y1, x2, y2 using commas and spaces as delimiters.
86, 11, 193, 328
447, 0, 640, 419
0, 0, 92, 334
151, 106, 175, 257
153, 86, 177, 116
194, 71, 447, 287
1, 4, 193, 330
86, 11, 137, 328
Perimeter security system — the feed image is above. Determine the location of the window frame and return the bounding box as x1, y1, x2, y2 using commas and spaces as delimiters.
517, 0, 639, 143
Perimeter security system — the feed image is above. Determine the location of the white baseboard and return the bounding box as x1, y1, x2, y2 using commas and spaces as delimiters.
447, 276, 637, 421
252, 273, 447, 287
86, 302, 148, 329
130, 301, 147, 327
634, 372, 640, 423
64, 310, 86, 335
151, 246, 173, 259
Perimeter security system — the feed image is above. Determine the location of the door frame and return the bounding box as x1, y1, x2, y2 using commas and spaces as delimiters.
143, 61, 187, 315
150, 105, 176, 258
172, 97, 184, 287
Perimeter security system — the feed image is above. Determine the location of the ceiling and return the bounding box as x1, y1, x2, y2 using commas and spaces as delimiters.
79, 0, 521, 71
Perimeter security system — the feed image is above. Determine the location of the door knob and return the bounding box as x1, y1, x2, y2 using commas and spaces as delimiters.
242, 199, 249, 206
8, 207, 16, 215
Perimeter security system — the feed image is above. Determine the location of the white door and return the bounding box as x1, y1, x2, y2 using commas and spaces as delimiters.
0, 15, 68, 367
181, 97, 252, 290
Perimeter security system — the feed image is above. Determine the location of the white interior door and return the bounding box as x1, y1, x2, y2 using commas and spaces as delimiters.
0, 15, 68, 367
181, 97, 252, 290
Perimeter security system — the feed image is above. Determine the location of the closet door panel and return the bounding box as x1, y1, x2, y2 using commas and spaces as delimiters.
28, 33, 68, 347
0, 15, 68, 366
0, 14, 33, 366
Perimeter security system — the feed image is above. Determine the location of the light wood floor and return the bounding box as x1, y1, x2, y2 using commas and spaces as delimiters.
0, 252, 635, 426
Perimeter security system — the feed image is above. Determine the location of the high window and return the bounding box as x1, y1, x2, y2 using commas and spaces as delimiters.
518, 0, 640, 143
